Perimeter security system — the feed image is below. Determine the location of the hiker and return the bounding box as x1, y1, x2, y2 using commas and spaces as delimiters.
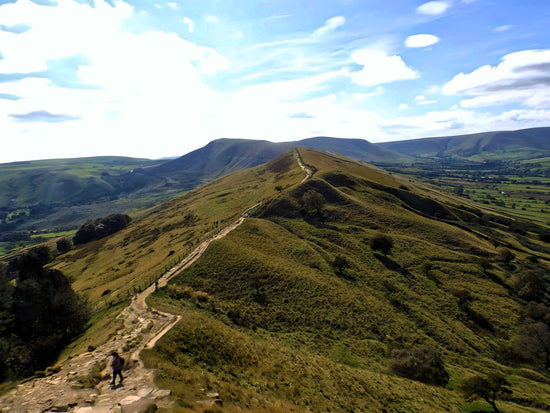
155, 278, 159, 291
110, 352, 124, 386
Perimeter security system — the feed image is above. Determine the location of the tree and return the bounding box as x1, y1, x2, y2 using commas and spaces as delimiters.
513, 270, 545, 302
513, 322, 550, 370
333, 255, 350, 275
388, 347, 449, 385
73, 214, 131, 245
462, 372, 512, 413
0, 264, 14, 382
497, 247, 515, 265
369, 233, 394, 256
1, 250, 89, 380
56, 238, 73, 254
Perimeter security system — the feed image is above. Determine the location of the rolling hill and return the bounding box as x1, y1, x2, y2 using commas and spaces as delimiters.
379, 127, 550, 161
2, 127, 550, 255
40, 149, 550, 412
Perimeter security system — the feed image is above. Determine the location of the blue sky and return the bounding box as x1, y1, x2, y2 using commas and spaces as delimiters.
1, 0, 549, 162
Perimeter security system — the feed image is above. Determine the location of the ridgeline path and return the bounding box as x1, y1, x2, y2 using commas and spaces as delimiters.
0, 155, 310, 413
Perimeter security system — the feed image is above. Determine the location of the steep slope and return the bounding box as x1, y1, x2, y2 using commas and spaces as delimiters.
133, 150, 550, 412
147, 138, 297, 188
380, 127, 550, 160
11, 149, 549, 411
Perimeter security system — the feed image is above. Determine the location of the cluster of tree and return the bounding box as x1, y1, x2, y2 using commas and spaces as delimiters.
513, 302, 550, 371
0, 247, 89, 381
73, 213, 131, 245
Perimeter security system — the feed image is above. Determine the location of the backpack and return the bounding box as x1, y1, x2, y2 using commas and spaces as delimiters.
120, 357, 125, 367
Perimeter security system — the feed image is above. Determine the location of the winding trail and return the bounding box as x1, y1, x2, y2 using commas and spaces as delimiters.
0, 154, 309, 413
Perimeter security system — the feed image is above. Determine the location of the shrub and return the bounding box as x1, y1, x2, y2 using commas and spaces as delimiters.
388, 347, 449, 385
369, 233, 394, 256
167, 285, 194, 300
497, 248, 515, 264
56, 238, 72, 254
332, 254, 350, 275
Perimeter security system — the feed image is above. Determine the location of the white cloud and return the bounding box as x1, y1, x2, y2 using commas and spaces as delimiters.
443, 49, 550, 108
183, 16, 194, 33
350, 50, 418, 86
415, 95, 436, 105
405, 34, 440, 48
493, 25, 513, 32
399, 103, 409, 110
312, 16, 345, 38
416, 1, 451, 15
350, 86, 384, 101
0, 0, 132, 73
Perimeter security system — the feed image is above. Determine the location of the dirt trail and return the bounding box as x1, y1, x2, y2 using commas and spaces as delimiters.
0, 211, 253, 413
294, 149, 313, 182
0, 151, 308, 413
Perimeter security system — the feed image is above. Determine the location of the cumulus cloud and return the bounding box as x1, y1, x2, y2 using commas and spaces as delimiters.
350, 50, 418, 86
416, 1, 450, 15
443, 49, 550, 108
405, 34, 440, 48
312, 16, 345, 38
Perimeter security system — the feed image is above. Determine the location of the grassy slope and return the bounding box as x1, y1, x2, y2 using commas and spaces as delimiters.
131, 150, 550, 412
0, 156, 158, 207
46, 149, 550, 411
379, 127, 550, 161
49, 152, 303, 356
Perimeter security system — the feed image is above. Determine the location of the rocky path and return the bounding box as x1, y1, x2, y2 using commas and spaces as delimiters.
0, 153, 307, 413
0, 211, 254, 413
294, 149, 313, 183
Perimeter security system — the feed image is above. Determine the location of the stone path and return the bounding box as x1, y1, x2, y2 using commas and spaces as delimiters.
294, 149, 313, 183
0, 153, 308, 413
0, 210, 254, 413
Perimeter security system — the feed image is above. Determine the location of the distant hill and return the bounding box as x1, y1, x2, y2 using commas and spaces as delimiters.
379, 127, 550, 160
148, 136, 409, 187
3, 127, 550, 254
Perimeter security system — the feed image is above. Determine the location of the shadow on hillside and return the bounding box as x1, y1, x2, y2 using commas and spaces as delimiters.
374, 254, 413, 277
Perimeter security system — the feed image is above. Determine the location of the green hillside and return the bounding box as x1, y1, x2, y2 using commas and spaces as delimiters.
46, 149, 550, 412
379, 127, 550, 161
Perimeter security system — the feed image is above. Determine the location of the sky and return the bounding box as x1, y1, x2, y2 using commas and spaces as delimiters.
1, 0, 550, 163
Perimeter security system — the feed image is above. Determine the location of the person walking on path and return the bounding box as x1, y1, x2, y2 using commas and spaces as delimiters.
110, 352, 124, 386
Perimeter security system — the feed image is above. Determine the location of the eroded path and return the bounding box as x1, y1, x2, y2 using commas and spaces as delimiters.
0, 212, 253, 413
0, 151, 308, 413
294, 149, 313, 183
